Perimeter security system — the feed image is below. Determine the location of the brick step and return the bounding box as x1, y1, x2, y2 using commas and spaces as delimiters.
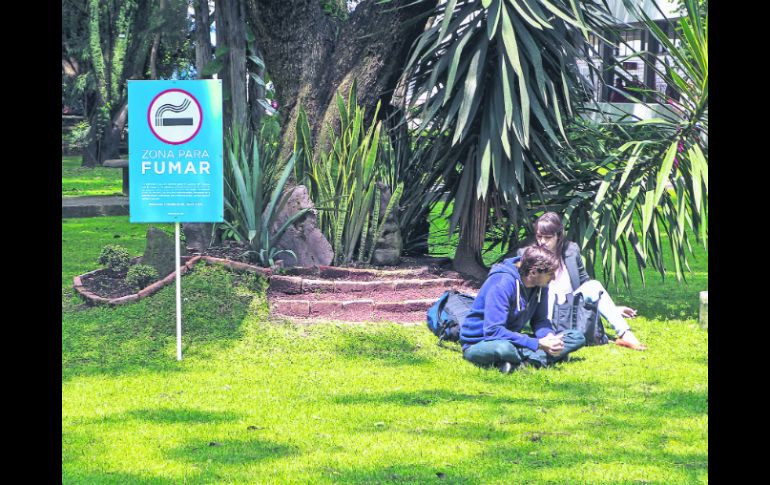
270, 298, 437, 322
269, 285, 474, 301
282, 265, 461, 281
269, 275, 467, 295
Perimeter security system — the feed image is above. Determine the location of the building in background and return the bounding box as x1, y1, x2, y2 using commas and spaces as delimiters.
577, 0, 684, 120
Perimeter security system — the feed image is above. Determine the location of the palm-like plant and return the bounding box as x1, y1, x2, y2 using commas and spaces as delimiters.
490, 0, 707, 287
565, 0, 708, 287
400, 0, 615, 278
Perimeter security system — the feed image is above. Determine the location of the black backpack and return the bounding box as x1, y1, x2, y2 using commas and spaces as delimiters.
551, 291, 609, 346
426, 290, 475, 344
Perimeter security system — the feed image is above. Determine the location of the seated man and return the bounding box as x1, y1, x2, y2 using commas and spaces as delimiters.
459, 245, 586, 373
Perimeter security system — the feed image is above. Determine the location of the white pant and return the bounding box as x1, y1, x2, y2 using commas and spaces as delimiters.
549, 280, 630, 335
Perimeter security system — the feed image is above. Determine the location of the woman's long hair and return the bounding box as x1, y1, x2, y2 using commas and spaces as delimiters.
534, 212, 567, 265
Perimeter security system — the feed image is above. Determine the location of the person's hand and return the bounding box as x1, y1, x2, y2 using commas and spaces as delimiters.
616, 330, 647, 350
618, 306, 637, 318
538, 334, 564, 356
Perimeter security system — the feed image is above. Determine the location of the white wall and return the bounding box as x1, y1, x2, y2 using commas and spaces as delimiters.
606, 0, 682, 23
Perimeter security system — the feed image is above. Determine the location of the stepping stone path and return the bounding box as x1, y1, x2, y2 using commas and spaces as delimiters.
268, 265, 479, 323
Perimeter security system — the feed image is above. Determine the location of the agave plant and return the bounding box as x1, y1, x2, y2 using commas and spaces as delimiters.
221, 124, 309, 267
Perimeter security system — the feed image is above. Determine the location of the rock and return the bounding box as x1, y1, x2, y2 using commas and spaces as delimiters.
182, 223, 219, 253
371, 184, 403, 266
699, 291, 708, 330
142, 226, 187, 278
265, 185, 334, 267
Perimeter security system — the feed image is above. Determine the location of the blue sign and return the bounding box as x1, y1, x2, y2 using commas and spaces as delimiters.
128, 80, 223, 222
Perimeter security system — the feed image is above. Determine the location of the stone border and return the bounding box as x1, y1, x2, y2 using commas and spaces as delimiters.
73, 256, 467, 308
73, 255, 271, 306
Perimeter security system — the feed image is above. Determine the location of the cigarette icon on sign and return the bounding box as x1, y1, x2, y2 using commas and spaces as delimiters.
155, 99, 193, 126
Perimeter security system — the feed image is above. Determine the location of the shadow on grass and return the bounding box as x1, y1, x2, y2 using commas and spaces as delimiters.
166, 437, 299, 466
84, 407, 243, 426
316, 463, 478, 484
332, 388, 540, 409
328, 327, 432, 367
62, 265, 265, 382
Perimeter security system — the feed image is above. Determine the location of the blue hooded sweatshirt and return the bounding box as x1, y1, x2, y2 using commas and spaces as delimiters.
459, 256, 554, 352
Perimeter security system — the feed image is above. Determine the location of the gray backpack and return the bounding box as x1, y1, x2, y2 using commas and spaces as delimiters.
552, 291, 609, 346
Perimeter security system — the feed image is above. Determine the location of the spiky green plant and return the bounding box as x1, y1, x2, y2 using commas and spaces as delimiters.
399, 0, 615, 243
222, 124, 309, 268
566, 0, 708, 287
294, 82, 399, 266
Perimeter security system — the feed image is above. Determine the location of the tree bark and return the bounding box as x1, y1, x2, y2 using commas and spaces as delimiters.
82, 0, 154, 166
246, 0, 436, 162
216, 0, 248, 131
453, 193, 490, 282
193, 0, 213, 76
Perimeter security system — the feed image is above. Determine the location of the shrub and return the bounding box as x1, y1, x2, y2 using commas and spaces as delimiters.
98, 245, 131, 274
124, 264, 159, 290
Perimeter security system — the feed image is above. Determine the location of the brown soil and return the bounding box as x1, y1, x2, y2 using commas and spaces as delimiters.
196, 241, 253, 262
80, 269, 137, 299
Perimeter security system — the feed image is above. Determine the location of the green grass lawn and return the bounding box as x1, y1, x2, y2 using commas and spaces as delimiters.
62, 155, 125, 197
63, 216, 707, 484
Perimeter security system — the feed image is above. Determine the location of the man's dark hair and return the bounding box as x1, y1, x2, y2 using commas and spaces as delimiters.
519, 245, 560, 277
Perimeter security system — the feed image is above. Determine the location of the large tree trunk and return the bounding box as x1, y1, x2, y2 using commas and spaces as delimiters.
193, 0, 213, 76
81, 0, 153, 167
216, 0, 248, 132
453, 194, 490, 282
246, 0, 436, 162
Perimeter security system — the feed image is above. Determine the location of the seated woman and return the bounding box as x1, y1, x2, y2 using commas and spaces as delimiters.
524, 212, 646, 350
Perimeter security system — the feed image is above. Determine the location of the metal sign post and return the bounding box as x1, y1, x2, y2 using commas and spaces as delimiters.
175, 222, 183, 360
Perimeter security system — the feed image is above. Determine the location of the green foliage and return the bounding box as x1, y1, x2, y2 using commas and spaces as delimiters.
222, 124, 306, 268
380, 111, 451, 255
320, 0, 349, 21
97, 244, 131, 274
558, 0, 709, 288
400, 0, 615, 239
124, 264, 159, 290
63, 120, 92, 150
294, 82, 395, 265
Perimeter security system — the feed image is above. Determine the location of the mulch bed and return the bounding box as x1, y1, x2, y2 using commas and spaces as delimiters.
76, 239, 475, 310
196, 240, 253, 262
80, 270, 137, 300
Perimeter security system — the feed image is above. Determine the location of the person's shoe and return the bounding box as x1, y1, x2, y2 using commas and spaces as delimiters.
523, 358, 545, 369
613, 338, 647, 351
496, 361, 515, 374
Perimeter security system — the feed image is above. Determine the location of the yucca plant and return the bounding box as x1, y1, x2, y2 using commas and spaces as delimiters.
222, 124, 309, 268
487, 0, 708, 288
565, 0, 708, 287
398, 0, 615, 278
294, 82, 399, 265
380, 109, 451, 256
